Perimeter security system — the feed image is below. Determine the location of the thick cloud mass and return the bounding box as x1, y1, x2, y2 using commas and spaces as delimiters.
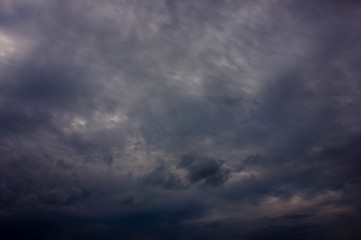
1, 0, 361, 239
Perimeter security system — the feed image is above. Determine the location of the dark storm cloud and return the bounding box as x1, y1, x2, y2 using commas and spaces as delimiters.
179, 154, 230, 187
1, 0, 361, 239
0, 107, 50, 137
0, 200, 207, 240
141, 162, 184, 190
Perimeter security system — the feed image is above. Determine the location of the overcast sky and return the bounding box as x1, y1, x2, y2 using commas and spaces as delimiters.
1, 0, 361, 239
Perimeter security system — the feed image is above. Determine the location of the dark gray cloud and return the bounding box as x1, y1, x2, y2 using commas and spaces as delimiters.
141, 162, 184, 190
1, 0, 361, 239
179, 154, 230, 187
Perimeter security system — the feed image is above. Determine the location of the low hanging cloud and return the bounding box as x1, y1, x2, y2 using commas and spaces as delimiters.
1, 0, 361, 239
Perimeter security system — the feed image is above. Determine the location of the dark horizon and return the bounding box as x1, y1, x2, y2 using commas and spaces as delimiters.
1, 0, 361, 239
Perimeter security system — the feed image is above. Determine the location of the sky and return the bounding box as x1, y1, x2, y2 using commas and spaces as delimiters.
1, 0, 361, 239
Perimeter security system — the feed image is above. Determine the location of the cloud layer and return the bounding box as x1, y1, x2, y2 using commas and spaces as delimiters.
1, 0, 361, 239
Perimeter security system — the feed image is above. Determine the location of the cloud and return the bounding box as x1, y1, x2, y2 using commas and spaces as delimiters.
141, 162, 184, 190
179, 154, 230, 187
0, 0, 361, 239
